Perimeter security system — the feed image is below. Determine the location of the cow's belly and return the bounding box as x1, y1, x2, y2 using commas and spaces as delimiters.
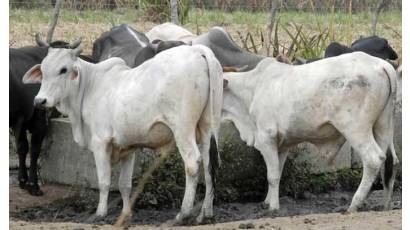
112, 121, 174, 150
280, 121, 340, 147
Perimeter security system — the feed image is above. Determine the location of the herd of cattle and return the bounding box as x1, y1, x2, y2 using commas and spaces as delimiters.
10, 22, 401, 224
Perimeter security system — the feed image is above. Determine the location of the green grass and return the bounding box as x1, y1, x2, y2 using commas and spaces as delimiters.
9, 8, 401, 58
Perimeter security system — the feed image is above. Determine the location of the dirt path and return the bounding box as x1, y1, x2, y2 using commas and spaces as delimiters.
10, 210, 402, 230
10, 183, 402, 229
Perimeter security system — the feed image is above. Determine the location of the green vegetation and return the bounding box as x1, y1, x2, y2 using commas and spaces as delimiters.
10, 8, 401, 60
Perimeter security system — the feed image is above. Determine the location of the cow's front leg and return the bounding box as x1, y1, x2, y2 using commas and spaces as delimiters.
255, 132, 281, 211
91, 140, 112, 217
118, 151, 135, 215
263, 152, 287, 207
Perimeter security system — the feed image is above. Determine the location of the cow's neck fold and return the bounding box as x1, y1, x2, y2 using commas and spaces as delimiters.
64, 60, 94, 148
221, 72, 259, 146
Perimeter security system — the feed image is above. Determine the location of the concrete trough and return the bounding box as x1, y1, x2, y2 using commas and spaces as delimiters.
37, 119, 351, 189
10, 101, 401, 190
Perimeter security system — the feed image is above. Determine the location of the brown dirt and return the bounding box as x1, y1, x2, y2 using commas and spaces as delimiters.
9, 184, 77, 213
10, 210, 402, 230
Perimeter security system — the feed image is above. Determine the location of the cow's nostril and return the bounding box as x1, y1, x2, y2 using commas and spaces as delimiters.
34, 98, 47, 107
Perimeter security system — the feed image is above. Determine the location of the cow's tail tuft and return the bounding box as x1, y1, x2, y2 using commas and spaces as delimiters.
384, 146, 393, 188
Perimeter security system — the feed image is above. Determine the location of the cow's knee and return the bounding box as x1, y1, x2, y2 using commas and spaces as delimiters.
185, 156, 200, 176
99, 181, 110, 193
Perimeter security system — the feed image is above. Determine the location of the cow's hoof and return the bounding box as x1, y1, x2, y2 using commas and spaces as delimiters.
333, 206, 348, 213
196, 214, 215, 225
262, 208, 279, 217
18, 181, 27, 189
171, 212, 195, 226
196, 208, 214, 224
84, 214, 106, 224
260, 202, 270, 209
26, 184, 44, 196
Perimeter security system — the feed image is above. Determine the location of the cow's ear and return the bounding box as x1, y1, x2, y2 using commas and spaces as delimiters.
70, 65, 80, 81
22, 64, 42, 84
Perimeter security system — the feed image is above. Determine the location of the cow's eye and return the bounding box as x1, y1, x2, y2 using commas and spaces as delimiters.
59, 67, 67, 75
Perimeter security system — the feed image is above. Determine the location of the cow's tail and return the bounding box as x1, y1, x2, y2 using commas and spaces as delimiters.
197, 45, 224, 188
380, 63, 399, 191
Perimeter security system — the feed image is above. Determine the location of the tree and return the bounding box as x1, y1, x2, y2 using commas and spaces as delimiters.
170, 0, 179, 24
372, 0, 387, 36
47, 0, 62, 43
261, 0, 278, 56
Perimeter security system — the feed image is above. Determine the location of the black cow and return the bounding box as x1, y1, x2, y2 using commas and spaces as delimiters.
324, 42, 354, 58
134, 40, 186, 67
92, 24, 185, 68
193, 27, 265, 71
296, 36, 398, 65
351, 36, 398, 60
9, 37, 90, 196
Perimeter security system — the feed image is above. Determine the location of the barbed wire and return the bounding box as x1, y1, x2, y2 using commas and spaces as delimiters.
9, 1, 402, 12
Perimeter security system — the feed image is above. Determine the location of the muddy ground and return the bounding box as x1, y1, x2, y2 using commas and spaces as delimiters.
10, 181, 401, 229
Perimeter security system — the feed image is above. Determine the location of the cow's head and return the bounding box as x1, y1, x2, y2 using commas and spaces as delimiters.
23, 39, 83, 108
150, 40, 186, 54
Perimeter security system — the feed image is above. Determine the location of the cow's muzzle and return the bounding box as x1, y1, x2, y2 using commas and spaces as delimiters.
34, 97, 47, 108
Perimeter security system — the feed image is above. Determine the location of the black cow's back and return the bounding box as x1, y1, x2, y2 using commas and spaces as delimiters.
92, 24, 149, 67
351, 36, 398, 60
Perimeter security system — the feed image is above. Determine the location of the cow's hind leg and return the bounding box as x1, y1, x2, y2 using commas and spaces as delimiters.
118, 151, 135, 215
373, 102, 399, 210
26, 130, 46, 196
196, 127, 217, 223
340, 128, 385, 212
380, 144, 399, 210
173, 129, 201, 223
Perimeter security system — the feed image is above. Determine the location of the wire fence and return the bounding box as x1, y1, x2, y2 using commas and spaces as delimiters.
9, 0, 402, 12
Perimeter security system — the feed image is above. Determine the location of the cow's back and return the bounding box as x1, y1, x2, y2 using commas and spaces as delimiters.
92, 24, 149, 66
193, 27, 264, 71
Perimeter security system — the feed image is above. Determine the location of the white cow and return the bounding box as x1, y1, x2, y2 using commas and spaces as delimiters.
222, 52, 399, 213
146, 22, 197, 43
23, 44, 223, 223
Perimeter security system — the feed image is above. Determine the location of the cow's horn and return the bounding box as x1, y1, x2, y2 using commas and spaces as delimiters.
69, 38, 82, 49
35, 33, 48, 47
72, 46, 83, 57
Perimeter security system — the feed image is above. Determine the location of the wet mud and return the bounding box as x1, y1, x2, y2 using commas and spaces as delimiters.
10, 183, 401, 226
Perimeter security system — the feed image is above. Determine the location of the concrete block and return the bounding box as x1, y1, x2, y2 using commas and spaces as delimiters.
38, 118, 155, 189
38, 118, 354, 189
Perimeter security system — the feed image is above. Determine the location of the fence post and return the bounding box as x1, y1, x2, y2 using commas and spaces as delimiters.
170, 0, 179, 24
